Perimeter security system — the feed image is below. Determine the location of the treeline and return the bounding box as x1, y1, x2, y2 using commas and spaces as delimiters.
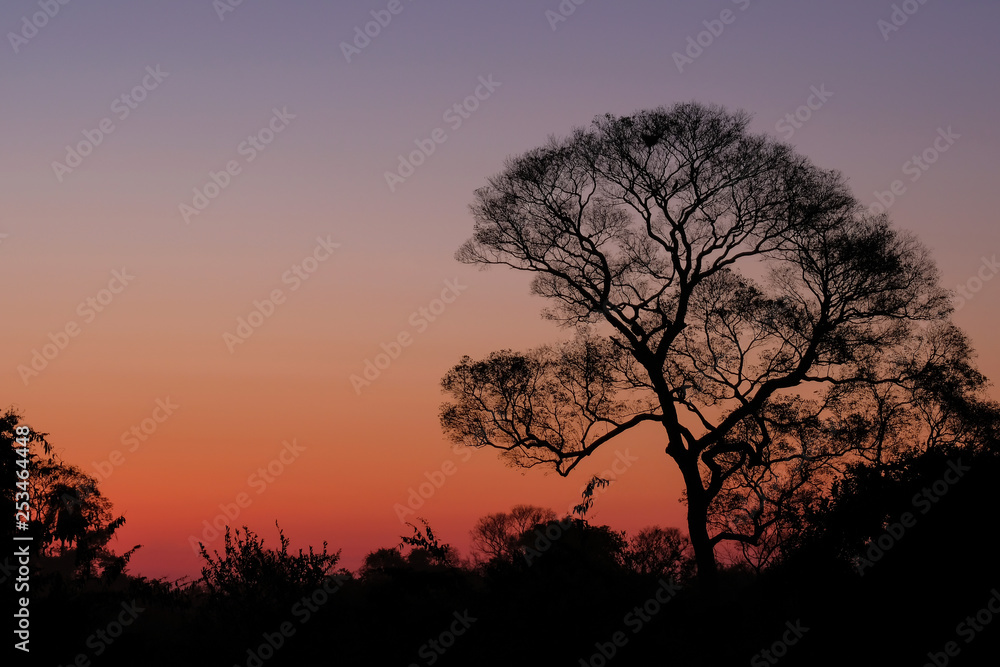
4, 408, 1000, 666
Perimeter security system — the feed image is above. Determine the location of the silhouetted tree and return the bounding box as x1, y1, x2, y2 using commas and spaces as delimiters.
2, 407, 137, 580
470, 504, 556, 565
359, 546, 408, 578
198, 522, 344, 608
439, 101, 958, 590
624, 526, 693, 580
763, 440, 1000, 665
399, 518, 458, 568
711, 321, 999, 571
518, 517, 628, 575
1, 408, 50, 546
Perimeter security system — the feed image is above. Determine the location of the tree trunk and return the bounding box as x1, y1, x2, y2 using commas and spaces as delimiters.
678, 458, 719, 595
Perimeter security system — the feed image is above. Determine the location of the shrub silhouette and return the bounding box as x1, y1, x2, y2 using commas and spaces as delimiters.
623, 526, 695, 581
199, 521, 340, 607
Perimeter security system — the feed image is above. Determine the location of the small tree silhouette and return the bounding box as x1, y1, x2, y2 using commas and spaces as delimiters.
470, 504, 556, 565
399, 518, 458, 568
359, 547, 408, 578
2, 407, 138, 581
623, 526, 693, 580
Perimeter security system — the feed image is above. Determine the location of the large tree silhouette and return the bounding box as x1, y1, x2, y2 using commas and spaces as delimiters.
439, 102, 957, 590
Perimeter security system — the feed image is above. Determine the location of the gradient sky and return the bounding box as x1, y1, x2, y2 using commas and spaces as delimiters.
2, 0, 997, 581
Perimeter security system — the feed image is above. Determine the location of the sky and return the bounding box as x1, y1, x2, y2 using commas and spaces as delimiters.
2, 0, 997, 581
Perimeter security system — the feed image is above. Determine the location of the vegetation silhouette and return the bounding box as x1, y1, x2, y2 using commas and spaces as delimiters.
5, 403, 999, 665
2, 408, 138, 581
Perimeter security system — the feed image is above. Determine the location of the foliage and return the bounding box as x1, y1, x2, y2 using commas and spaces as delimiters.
399, 517, 459, 568
198, 522, 344, 604
469, 504, 556, 565
623, 526, 694, 580
2, 407, 137, 580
